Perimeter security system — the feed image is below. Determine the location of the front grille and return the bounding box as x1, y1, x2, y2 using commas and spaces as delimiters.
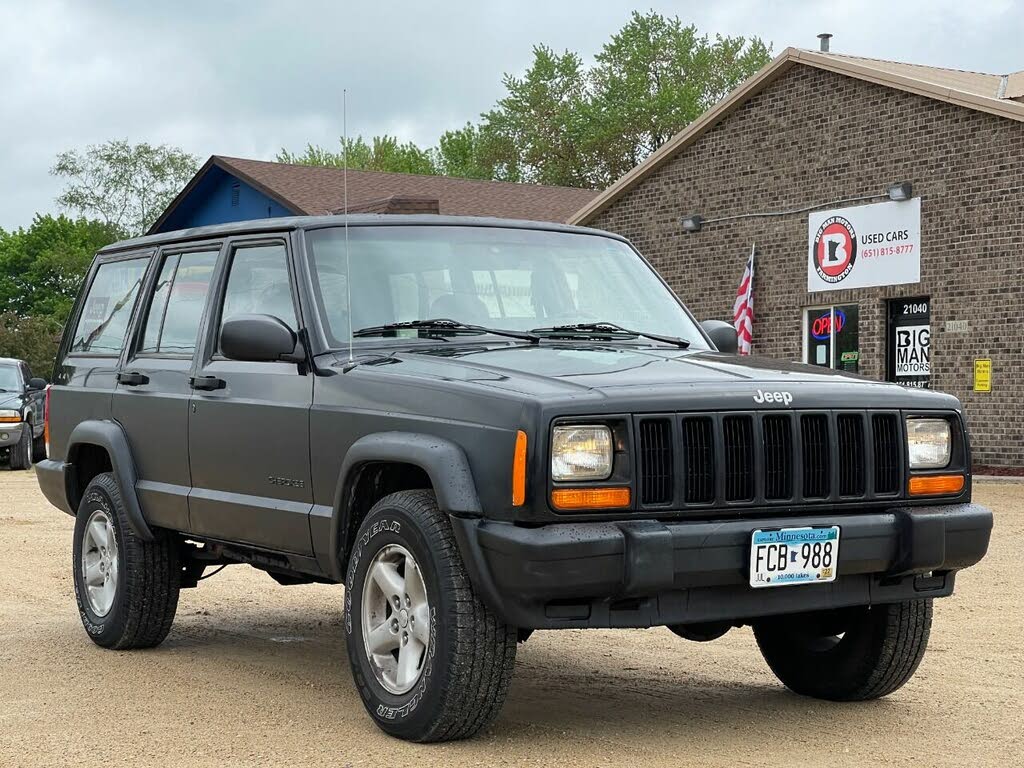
801, 414, 831, 499
762, 415, 793, 500
638, 419, 673, 505
681, 417, 715, 503
872, 414, 901, 494
837, 414, 866, 496
723, 416, 754, 501
635, 410, 903, 510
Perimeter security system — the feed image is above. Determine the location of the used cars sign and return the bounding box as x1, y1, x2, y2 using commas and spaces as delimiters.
807, 198, 921, 292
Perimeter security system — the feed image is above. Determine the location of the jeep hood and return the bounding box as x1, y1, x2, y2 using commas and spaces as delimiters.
356, 344, 958, 410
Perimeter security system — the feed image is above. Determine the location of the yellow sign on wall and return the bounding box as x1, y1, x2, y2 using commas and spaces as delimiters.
974, 359, 992, 392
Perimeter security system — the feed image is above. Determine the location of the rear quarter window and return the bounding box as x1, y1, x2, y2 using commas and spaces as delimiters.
70, 257, 150, 355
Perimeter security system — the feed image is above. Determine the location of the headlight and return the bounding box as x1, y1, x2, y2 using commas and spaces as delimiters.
906, 418, 951, 469
551, 425, 613, 481
0, 409, 21, 423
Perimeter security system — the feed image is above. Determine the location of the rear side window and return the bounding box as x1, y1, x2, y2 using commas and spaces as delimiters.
138, 249, 218, 355
70, 258, 149, 355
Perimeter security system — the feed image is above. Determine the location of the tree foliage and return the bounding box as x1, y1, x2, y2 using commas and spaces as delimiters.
482, 12, 771, 187
0, 214, 120, 321
279, 13, 770, 188
52, 140, 200, 236
0, 215, 120, 376
277, 135, 438, 175
0, 313, 63, 380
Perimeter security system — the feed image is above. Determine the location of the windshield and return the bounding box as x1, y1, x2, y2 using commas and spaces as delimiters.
0, 365, 22, 391
305, 225, 708, 348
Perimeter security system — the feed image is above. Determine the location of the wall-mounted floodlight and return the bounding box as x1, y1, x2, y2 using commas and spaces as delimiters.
680, 214, 704, 233
887, 181, 913, 201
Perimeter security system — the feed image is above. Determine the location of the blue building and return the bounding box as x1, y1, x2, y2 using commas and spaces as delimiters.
149, 155, 600, 234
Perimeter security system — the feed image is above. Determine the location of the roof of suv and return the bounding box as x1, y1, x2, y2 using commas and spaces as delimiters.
99, 214, 626, 255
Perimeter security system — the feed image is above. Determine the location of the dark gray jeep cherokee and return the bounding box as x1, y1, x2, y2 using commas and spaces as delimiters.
36, 215, 992, 742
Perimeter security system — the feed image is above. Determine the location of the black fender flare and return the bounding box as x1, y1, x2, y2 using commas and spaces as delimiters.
330, 432, 481, 580
66, 420, 154, 542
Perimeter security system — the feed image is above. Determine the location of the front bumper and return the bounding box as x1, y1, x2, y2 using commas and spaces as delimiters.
450, 503, 993, 629
0, 422, 25, 448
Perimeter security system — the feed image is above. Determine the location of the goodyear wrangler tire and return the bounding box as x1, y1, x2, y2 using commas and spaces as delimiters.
72, 472, 181, 649
344, 490, 517, 742
753, 599, 933, 701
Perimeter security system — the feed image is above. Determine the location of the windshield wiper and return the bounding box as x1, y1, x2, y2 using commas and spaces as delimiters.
530, 322, 690, 349
353, 318, 539, 344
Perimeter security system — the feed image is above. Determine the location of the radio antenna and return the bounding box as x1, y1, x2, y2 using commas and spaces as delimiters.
343, 88, 354, 363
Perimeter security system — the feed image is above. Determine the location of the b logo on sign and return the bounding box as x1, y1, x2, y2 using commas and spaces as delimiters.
813, 216, 857, 284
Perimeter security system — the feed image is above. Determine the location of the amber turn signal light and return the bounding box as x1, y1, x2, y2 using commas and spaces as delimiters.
512, 430, 528, 506
551, 486, 631, 510
908, 474, 965, 496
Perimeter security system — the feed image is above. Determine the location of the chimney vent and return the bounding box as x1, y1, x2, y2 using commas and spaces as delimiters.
817, 33, 832, 52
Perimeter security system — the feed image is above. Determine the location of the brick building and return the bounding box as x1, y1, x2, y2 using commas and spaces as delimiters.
571, 48, 1024, 467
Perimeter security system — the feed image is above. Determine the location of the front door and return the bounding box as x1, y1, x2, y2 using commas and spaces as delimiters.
186, 237, 314, 554
112, 244, 220, 531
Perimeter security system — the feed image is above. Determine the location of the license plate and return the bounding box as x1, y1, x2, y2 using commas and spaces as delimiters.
749, 526, 840, 588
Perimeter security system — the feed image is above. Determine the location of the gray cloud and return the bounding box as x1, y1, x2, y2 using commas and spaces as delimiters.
1, 0, 1020, 230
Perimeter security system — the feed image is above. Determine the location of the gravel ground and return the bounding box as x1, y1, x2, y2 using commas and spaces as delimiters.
0, 470, 1021, 767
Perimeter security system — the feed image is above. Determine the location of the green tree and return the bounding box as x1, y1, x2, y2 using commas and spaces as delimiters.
277, 135, 438, 175
481, 12, 770, 187
587, 12, 771, 183
435, 124, 499, 180
0, 313, 63, 380
52, 140, 200, 236
480, 46, 594, 187
280, 13, 770, 189
0, 214, 120, 321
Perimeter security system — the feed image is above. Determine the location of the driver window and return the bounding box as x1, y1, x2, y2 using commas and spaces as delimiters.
221, 243, 297, 333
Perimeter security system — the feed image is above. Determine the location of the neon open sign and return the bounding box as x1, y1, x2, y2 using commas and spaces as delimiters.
811, 308, 846, 340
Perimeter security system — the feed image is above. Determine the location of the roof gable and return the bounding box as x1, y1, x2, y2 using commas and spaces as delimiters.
572, 47, 1024, 224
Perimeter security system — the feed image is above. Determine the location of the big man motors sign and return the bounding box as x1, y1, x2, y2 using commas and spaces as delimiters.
807, 198, 921, 292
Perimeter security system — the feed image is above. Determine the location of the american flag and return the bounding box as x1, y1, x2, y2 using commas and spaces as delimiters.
732, 245, 755, 355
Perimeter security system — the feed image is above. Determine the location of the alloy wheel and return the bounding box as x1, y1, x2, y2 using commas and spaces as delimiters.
361, 544, 431, 695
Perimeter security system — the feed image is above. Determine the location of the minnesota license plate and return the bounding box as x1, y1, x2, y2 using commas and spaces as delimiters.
749, 526, 840, 588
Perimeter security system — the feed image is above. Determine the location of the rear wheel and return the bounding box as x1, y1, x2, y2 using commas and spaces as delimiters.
344, 490, 517, 742
753, 600, 933, 701
8, 428, 31, 470
72, 472, 181, 649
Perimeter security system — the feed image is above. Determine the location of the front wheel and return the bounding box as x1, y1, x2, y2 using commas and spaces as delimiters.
753, 600, 933, 701
8, 428, 31, 470
344, 490, 517, 742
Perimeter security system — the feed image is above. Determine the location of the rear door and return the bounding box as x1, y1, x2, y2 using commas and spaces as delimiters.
111, 242, 221, 531
186, 235, 314, 554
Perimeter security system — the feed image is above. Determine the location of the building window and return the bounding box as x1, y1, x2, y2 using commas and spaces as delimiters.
804, 304, 859, 372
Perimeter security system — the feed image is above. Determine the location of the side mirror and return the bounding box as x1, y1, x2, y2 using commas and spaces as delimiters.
701, 320, 739, 354
221, 314, 302, 363
27, 377, 47, 391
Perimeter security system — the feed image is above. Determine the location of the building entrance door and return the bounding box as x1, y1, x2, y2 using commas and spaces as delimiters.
886, 297, 931, 388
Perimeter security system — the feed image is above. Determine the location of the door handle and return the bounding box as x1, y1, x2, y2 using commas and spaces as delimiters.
189, 375, 226, 391
117, 371, 150, 386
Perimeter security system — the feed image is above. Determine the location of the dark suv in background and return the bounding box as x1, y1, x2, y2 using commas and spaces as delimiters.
36, 215, 992, 742
0, 357, 47, 469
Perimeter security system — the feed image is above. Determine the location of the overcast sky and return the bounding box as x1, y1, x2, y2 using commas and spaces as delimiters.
1, 0, 1021, 231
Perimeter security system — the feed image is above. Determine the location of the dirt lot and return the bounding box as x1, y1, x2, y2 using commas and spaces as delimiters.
0, 471, 1021, 768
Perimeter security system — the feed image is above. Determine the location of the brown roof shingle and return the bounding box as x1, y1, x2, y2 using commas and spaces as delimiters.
214, 156, 599, 223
